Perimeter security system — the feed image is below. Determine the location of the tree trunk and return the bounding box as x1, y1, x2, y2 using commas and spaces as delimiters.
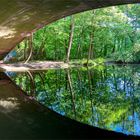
24, 39, 28, 60
66, 15, 75, 63
87, 33, 93, 64
87, 10, 95, 64
76, 25, 84, 59
24, 33, 33, 64
67, 69, 76, 119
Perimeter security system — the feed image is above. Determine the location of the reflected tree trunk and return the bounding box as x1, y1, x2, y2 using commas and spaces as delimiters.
77, 69, 84, 107
87, 68, 94, 125
27, 71, 36, 96
66, 69, 76, 119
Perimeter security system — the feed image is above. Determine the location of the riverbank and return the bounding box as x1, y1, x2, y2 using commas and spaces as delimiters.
0, 61, 69, 72
0, 59, 105, 72
2, 59, 140, 72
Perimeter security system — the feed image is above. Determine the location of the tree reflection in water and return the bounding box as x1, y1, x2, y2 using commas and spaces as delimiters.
9, 64, 140, 136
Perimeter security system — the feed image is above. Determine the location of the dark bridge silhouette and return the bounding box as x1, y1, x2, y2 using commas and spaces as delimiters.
0, 0, 140, 59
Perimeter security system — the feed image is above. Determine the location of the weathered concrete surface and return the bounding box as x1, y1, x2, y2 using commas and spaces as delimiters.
0, 0, 140, 60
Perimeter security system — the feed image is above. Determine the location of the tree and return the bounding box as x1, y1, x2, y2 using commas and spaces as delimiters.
66, 15, 75, 63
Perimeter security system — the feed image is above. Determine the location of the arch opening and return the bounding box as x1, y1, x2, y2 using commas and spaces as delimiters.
2, 2, 140, 138
4, 3, 140, 66
0, 0, 140, 60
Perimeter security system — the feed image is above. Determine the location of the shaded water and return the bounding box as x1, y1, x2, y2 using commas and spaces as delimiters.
8, 64, 140, 136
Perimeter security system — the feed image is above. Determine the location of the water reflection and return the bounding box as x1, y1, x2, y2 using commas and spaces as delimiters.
0, 72, 96, 139
9, 64, 140, 136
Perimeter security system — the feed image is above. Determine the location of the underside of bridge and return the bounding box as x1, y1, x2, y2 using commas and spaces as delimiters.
0, 0, 140, 60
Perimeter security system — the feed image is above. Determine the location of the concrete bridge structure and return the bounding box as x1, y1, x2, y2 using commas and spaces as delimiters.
0, 0, 140, 60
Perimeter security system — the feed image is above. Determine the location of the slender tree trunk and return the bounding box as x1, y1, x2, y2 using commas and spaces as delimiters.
76, 25, 84, 59
66, 15, 75, 63
64, 39, 67, 60
24, 39, 28, 60
87, 33, 93, 64
112, 37, 116, 53
24, 33, 33, 64
87, 10, 95, 64
90, 36, 94, 59
77, 41, 81, 59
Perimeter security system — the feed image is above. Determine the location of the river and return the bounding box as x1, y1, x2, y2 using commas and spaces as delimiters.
5, 64, 140, 137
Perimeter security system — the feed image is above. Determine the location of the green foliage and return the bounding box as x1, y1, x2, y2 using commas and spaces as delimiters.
5, 4, 140, 64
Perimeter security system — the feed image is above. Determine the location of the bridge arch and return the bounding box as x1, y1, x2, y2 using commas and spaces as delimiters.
0, 0, 140, 59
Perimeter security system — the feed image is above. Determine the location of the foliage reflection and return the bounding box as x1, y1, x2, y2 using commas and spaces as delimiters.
8, 65, 140, 136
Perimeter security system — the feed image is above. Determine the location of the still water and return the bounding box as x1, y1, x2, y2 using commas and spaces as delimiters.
7, 64, 140, 136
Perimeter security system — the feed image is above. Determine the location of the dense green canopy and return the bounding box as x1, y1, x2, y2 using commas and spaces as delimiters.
9, 4, 140, 63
